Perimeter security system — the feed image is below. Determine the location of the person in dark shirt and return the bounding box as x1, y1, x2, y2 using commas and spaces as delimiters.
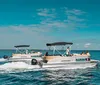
45, 52, 48, 56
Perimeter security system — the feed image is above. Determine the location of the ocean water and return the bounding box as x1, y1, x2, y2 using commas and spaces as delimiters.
0, 50, 100, 85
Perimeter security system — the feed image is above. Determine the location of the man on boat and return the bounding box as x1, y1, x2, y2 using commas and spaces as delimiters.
66, 47, 70, 56
45, 52, 48, 56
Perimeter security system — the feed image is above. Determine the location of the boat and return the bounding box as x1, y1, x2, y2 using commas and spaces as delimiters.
0, 45, 42, 65
41, 42, 98, 69
0, 43, 98, 69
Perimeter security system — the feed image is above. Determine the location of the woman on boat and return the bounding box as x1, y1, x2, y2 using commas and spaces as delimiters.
85, 51, 90, 57
81, 52, 85, 55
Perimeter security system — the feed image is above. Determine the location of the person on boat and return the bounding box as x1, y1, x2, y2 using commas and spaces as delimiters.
42, 52, 48, 63
85, 51, 90, 57
43, 52, 48, 60
66, 47, 70, 56
81, 52, 85, 55
45, 52, 48, 56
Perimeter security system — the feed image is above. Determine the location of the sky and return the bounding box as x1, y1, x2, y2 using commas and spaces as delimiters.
0, 0, 100, 50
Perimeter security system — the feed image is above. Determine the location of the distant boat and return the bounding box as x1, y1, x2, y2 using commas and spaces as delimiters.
0, 45, 42, 65
12, 45, 42, 58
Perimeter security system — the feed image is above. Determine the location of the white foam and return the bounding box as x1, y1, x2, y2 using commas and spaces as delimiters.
0, 62, 42, 73
0, 61, 97, 73
43, 63, 96, 70
0, 58, 7, 62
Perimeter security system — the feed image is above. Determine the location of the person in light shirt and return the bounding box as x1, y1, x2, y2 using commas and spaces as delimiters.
66, 47, 70, 56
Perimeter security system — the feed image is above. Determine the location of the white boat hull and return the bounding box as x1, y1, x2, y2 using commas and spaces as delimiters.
41, 60, 97, 69
0, 57, 97, 70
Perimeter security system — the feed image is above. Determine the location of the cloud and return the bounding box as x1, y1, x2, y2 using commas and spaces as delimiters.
0, 25, 99, 50
65, 8, 86, 16
0, 25, 56, 49
84, 43, 91, 48
36, 7, 87, 30
37, 8, 56, 18
67, 16, 85, 22
64, 8, 87, 29
0, 7, 89, 49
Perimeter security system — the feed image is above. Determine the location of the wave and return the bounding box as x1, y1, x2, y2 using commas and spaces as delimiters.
0, 61, 97, 73
0, 62, 43, 73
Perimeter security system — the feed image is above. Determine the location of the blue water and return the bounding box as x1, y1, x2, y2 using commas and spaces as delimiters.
0, 50, 100, 85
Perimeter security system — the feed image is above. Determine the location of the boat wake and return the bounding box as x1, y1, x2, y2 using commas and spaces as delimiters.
0, 62, 42, 73
43, 63, 96, 71
0, 61, 98, 73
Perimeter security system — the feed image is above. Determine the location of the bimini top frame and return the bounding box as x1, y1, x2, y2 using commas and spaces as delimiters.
14, 45, 30, 54
46, 42, 73, 56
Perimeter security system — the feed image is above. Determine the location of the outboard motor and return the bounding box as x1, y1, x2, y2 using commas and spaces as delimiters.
38, 60, 43, 68
31, 59, 38, 65
3, 55, 9, 59
43, 60, 48, 63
